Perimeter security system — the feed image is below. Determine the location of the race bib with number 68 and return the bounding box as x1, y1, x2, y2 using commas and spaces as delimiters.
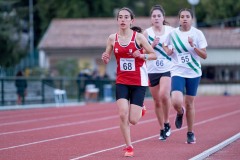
120, 58, 136, 71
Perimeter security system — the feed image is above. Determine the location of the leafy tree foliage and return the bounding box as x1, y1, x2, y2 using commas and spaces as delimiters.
199, 0, 240, 26
55, 58, 79, 77
0, 0, 28, 68
36, 0, 239, 32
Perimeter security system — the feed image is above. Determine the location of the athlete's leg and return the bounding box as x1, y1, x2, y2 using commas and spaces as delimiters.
129, 104, 143, 125
149, 85, 164, 130
159, 76, 171, 124
171, 76, 185, 114
185, 95, 195, 132
185, 77, 201, 132
116, 84, 132, 147
117, 98, 132, 147
129, 86, 146, 125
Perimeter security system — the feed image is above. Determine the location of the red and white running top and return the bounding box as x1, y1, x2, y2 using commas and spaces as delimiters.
114, 31, 148, 86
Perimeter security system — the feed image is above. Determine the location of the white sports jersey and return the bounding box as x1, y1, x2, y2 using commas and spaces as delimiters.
165, 27, 208, 78
146, 25, 174, 73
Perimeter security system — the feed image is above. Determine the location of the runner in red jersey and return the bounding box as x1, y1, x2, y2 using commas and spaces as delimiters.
102, 7, 156, 157
114, 31, 148, 86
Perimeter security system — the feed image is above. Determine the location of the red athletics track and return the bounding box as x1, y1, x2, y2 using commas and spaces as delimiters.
0, 96, 239, 160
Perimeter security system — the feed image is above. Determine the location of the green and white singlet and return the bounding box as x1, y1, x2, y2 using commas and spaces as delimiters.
146, 25, 174, 73
166, 26, 208, 78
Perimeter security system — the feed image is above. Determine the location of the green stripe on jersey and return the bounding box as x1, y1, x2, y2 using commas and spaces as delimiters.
171, 33, 200, 74
170, 35, 182, 53
154, 47, 171, 61
174, 32, 188, 52
148, 36, 171, 61
191, 55, 200, 69
187, 62, 199, 74
148, 36, 162, 47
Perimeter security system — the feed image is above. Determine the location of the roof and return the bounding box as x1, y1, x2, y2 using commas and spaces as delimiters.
201, 28, 240, 49
38, 17, 178, 49
38, 18, 240, 49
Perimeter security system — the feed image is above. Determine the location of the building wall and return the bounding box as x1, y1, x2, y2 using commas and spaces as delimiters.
200, 48, 240, 65
198, 84, 240, 95
40, 48, 109, 77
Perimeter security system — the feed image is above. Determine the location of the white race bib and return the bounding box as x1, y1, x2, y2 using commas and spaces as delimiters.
155, 57, 165, 67
177, 52, 192, 64
120, 58, 136, 71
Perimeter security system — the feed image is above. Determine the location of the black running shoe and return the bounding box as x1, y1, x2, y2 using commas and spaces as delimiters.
186, 132, 196, 144
159, 129, 166, 141
164, 123, 171, 137
175, 108, 184, 129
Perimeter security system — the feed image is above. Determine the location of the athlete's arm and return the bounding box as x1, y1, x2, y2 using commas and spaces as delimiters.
188, 36, 207, 59
136, 33, 157, 60
162, 33, 174, 56
102, 34, 114, 64
193, 47, 207, 59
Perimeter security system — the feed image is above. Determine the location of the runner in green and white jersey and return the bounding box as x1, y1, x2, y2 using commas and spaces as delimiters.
143, 5, 173, 141
163, 8, 208, 144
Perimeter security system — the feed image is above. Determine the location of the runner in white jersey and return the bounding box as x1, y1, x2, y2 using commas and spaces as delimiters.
163, 8, 207, 144
166, 25, 207, 78
143, 5, 173, 141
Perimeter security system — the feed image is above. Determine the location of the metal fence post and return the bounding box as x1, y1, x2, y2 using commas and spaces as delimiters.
1, 79, 4, 106
41, 79, 45, 104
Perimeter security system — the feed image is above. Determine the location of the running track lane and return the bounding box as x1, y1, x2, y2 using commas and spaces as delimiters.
0, 96, 239, 160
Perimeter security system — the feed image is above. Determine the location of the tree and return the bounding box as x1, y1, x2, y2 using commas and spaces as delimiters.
0, 0, 28, 68
55, 58, 79, 77
36, 0, 117, 34
198, 0, 240, 26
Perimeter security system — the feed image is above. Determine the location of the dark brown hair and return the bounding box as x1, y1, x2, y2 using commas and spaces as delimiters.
150, 5, 169, 25
178, 8, 193, 18
117, 7, 135, 20
131, 26, 142, 33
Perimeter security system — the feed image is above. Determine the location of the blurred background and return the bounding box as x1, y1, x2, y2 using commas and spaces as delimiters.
0, 0, 239, 106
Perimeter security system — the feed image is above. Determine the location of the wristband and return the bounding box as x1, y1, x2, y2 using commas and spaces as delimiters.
144, 54, 149, 60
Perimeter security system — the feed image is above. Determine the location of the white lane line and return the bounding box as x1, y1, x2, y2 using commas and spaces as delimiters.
0, 126, 119, 151
0, 108, 238, 158
0, 110, 111, 126
0, 102, 85, 111
1, 101, 235, 135
0, 99, 221, 124
189, 133, 240, 160
69, 110, 240, 160
0, 115, 118, 136
0, 118, 157, 151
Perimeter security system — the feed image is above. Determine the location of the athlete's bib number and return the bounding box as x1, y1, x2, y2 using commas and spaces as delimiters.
177, 52, 192, 64
155, 57, 165, 67
120, 58, 135, 71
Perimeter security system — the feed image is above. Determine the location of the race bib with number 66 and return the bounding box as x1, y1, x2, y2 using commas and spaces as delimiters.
120, 58, 136, 71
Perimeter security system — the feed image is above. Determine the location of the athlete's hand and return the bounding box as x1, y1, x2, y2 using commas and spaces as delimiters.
188, 36, 194, 47
163, 43, 174, 55
102, 52, 110, 64
152, 36, 160, 48
168, 45, 174, 54
132, 50, 141, 58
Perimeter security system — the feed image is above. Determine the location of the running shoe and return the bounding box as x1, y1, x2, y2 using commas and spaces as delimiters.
164, 123, 171, 137
123, 146, 134, 157
175, 108, 184, 129
142, 105, 146, 117
186, 132, 196, 144
159, 129, 166, 141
